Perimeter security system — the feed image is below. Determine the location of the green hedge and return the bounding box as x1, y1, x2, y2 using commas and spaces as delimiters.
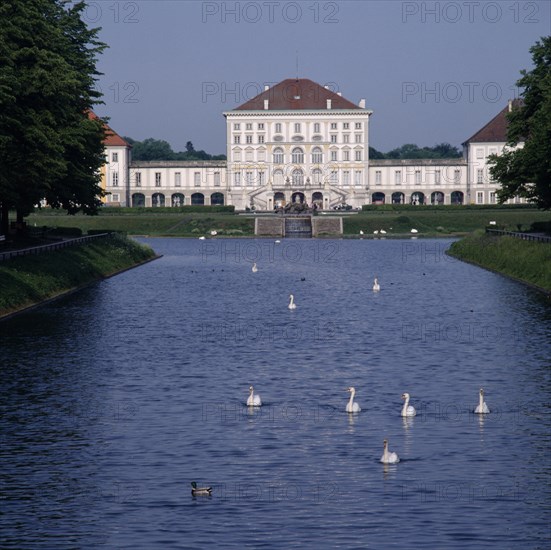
531, 221, 551, 235
99, 205, 235, 215
361, 203, 538, 212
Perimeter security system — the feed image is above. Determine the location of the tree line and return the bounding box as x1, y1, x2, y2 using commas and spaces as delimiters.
125, 138, 226, 161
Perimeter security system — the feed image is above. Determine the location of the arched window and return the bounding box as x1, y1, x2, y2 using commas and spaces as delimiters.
152, 193, 165, 207
451, 191, 464, 205
273, 147, 284, 164
292, 147, 304, 164
311, 147, 323, 164
191, 193, 204, 205
312, 168, 322, 185
171, 193, 185, 207
132, 193, 145, 207
211, 192, 224, 205
292, 169, 304, 186
273, 169, 284, 187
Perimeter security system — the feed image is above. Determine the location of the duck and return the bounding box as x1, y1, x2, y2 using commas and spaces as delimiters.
372, 278, 380, 292
288, 294, 297, 310
474, 388, 490, 414
247, 385, 262, 407
401, 392, 416, 417
380, 439, 400, 464
252, 263, 258, 273
345, 387, 361, 413
191, 481, 212, 496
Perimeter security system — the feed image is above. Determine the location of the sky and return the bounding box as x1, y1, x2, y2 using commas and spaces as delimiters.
85, 0, 550, 155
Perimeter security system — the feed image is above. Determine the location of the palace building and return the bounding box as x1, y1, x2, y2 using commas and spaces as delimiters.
98, 79, 523, 209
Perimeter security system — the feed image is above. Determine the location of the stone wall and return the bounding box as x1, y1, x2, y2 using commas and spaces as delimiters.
311, 217, 343, 237
255, 217, 285, 237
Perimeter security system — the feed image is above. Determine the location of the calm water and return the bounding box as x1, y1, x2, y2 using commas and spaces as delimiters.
1, 238, 550, 549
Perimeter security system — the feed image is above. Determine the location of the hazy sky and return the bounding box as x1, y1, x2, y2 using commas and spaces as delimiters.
87, 0, 550, 154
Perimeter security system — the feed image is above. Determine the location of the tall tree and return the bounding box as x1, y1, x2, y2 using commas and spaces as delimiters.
488, 36, 551, 209
0, 0, 107, 234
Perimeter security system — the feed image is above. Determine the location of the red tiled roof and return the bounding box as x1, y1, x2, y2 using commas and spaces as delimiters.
87, 111, 132, 147
463, 99, 522, 144
235, 78, 362, 111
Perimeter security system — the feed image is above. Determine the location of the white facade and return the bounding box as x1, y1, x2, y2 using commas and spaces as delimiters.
100, 80, 522, 209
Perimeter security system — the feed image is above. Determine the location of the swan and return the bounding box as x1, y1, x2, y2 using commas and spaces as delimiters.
210, 230, 217, 236
252, 263, 258, 273
380, 439, 400, 464
380, 229, 387, 234
373, 230, 379, 235
288, 294, 297, 310
191, 481, 212, 496
401, 392, 416, 417
247, 385, 262, 407
345, 387, 361, 413
198, 236, 206, 240
359, 230, 364, 235
474, 388, 490, 414
410, 229, 418, 234
275, 240, 281, 244
372, 278, 380, 292
489, 221, 496, 225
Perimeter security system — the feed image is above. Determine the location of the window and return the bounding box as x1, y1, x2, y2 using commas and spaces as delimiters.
477, 191, 484, 204
259, 171, 265, 186
112, 172, 119, 186
194, 172, 201, 187
233, 149, 241, 161
135, 172, 141, 187
343, 150, 350, 161
355, 170, 362, 186
258, 135, 265, 144
275, 123, 281, 133
331, 122, 337, 130
234, 171, 241, 186
292, 147, 304, 164
454, 169, 461, 183
273, 147, 284, 164
395, 170, 401, 185
435, 170, 441, 185
355, 150, 362, 161
314, 123, 320, 133
476, 148, 484, 159
258, 149, 266, 161
489, 192, 496, 203
313, 169, 322, 184
294, 123, 301, 133
246, 123, 252, 130
155, 172, 161, 187
330, 135, 337, 143
234, 135, 240, 144
355, 134, 362, 143
258, 123, 264, 130
343, 123, 349, 130
245, 149, 253, 162
111, 193, 119, 202
311, 147, 323, 164
292, 169, 303, 186
330, 150, 338, 161
477, 169, 484, 183
489, 147, 497, 155
234, 123, 240, 130
343, 134, 350, 143
330, 170, 338, 184
246, 135, 253, 144
175, 172, 181, 187
343, 171, 350, 186
415, 170, 421, 184
355, 122, 362, 129
246, 171, 253, 186
112, 152, 118, 162
214, 172, 220, 187
375, 170, 382, 185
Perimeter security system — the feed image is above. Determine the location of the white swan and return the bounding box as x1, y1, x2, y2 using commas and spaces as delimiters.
198, 236, 206, 240
474, 388, 490, 414
210, 230, 217, 236
359, 230, 364, 235
410, 229, 418, 234
373, 230, 379, 235
380, 439, 400, 464
288, 294, 297, 309
252, 263, 258, 273
401, 392, 416, 417
372, 278, 380, 292
247, 385, 262, 407
379, 229, 387, 234
346, 387, 361, 413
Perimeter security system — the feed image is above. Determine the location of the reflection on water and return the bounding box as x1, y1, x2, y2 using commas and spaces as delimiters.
0, 238, 550, 549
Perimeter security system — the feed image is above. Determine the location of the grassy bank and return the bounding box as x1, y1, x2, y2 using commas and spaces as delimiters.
448, 232, 551, 293
25, 206, 550, 238
0, 234, 157, 319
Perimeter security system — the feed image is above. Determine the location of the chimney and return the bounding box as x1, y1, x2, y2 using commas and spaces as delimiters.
359, 98, 366, 108
264, 85, 270, 92
508, 99, 513, 112
326, 99, 332, 109
264, 99, 269, 110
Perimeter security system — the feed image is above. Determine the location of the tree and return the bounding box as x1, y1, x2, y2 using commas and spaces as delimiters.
185, 141, 195, 153
0, 0, 106, 234
128, 138, 175, 161
488, 36, 551, 209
